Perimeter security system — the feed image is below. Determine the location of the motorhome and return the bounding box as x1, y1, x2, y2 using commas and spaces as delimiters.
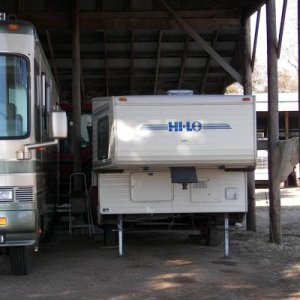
0, 16, 67, 275
92, 94, 256, 254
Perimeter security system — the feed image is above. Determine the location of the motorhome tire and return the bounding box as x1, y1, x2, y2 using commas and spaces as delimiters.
9, 246, 32, 276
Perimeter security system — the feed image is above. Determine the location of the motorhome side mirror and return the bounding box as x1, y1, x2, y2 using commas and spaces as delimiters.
49, 110, 68, 139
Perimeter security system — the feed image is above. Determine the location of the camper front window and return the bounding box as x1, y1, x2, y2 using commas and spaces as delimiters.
0, 54, 29, 138
97, 116, 109, 160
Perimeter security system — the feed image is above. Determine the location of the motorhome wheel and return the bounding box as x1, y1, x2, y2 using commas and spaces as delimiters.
9, 246, 33, 276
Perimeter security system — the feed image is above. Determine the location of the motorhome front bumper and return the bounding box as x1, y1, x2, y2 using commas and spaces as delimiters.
0, 210, 36, 247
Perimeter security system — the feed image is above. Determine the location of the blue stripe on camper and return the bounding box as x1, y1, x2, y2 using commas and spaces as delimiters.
141, 124, 169, 130
141, 123, 232, 131
202, 123, 232, 129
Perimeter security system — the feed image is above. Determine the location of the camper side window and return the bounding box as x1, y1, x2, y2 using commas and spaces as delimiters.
97, 116, 109, 160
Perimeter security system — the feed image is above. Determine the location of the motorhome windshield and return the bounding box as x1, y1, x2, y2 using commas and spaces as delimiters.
0, 54, 29, 138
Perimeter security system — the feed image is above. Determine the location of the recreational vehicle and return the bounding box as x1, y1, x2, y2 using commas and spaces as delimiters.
92, 94, 256, 254
0, 16, 67, 275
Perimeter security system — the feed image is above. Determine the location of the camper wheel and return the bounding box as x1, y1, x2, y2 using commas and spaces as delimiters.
9, 246, 33, 276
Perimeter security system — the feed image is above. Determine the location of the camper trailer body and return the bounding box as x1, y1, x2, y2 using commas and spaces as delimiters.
92, 95, 256, 221
93, 95, 256, 169
97, 169, 247, 215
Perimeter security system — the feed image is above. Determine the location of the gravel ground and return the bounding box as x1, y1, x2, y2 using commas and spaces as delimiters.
0, 188, 299, 300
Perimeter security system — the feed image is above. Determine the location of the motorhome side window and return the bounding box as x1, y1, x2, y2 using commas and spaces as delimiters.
41, 73, 50, 140
34, 61, 41, 141
0, 54, 29, 138
97, 116, 109, 160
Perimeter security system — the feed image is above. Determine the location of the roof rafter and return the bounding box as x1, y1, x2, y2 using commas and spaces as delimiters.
200, 30, 219, 93
13, 10, 240, 31
158, 0, 242, 84
154, 30, 163, 94
130, 30, 135, 94
178, 35, 190, 89
102, 31, 109, 96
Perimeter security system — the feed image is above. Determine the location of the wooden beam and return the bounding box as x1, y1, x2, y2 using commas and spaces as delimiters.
72, 0, 82, 174
46, 30, 61, 95
80, 10, 240, 19
103, 31, 109, 96
154, 30, 163, 94
277, 0, 288, 58
200, 30, 219, 93
13, 10, 240, 31
130, 31, 134, 94
178, 35, 189, 89
284, 111, 289, 139
298, 0, 300, 183
251, 8, 261, 70
283, 112, 289, 188
80, 66, 86, 100
158, 0, 242, 84
266, 0, 281, 244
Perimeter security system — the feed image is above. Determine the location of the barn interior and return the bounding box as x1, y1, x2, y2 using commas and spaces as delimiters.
0, 0, 299, 247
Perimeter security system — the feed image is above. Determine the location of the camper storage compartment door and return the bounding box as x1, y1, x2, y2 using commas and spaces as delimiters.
130, 171, 174, 202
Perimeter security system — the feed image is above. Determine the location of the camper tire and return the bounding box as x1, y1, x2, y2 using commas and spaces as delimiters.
9, 246, 32, 276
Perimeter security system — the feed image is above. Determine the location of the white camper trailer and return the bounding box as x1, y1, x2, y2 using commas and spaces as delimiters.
92, 94, 256, 254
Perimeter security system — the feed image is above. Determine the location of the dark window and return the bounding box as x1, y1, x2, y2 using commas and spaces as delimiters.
41, 73, 49, 140
34, 61, 41, 141
97, 116, 109, 160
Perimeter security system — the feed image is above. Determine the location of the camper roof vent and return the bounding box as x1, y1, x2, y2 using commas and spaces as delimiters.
167, 89, 193, 96
0, 12, 6, 21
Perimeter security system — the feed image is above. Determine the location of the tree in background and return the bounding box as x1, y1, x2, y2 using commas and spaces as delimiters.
226, 61, 297, 94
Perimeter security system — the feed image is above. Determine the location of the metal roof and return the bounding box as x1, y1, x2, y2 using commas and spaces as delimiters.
0, 0, 265, 101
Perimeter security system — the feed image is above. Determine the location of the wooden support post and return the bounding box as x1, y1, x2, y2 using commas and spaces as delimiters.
251, 9, 261, 71
267, 0, 281, 244
284, 111, 290, 187
298, 0, 300, 187
158, 0, 242, 84
284, 111, 289, 139
243, 17, 256, 232
72, 0, 82, 175
46, 30, 61, 96
130, 31, 134, 94
80, 66, 86, 101
103, 31, 109, 96
154, 30, 163, 94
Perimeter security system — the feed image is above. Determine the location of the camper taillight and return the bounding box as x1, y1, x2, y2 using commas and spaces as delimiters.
242, 97, 251, 101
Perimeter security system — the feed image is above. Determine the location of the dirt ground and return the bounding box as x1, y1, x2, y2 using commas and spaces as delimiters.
0, 188, 300, 300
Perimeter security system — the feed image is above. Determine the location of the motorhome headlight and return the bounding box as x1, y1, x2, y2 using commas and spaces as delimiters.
0, 190, 13, 200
